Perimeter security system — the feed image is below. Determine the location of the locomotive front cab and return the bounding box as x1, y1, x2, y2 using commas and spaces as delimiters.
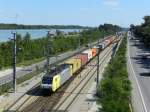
41, 76, 53, 90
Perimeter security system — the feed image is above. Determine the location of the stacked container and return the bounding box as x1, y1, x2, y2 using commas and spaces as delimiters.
105, 36, 114, 46
82, 49, 93, 61
74, 54, 88, 66
64, 58, 81, 74
105, 39, 111, 46
91, 48, 97, 57
41, 35, 117, 92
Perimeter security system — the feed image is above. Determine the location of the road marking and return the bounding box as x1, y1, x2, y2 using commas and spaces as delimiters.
129, 104, 133, 112
127, 39, 148, 112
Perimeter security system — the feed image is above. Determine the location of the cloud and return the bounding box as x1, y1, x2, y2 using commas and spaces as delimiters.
102, 0, 120, 7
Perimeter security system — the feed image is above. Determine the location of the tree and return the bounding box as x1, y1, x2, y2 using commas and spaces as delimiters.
0, 25, 121, 68
97, 37, 131, 112
0, 47, 3, 69
143, 16, 150, 26
131, 16, 150, 47
56, 30, 63, 36
24, 32, 31, 41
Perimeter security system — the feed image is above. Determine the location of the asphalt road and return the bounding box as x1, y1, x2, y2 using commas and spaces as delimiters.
0, 37, 105, 85
128, 37, 150, 112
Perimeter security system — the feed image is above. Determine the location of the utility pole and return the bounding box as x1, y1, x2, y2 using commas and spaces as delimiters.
103, 31, 105, 41
78, 34, 81, 48
12, 32, 17, 93
96, 40, 100, 88
89, 35, 92, 49
46, 31, 53, 74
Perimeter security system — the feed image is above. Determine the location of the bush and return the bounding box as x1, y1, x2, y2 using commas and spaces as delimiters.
0, 82, 12, 95
97, 35, 132, 112
0, 68, 43, 95
0, 26, 119, 69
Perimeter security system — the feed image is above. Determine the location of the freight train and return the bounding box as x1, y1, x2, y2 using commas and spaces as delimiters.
41, 36, 114, 92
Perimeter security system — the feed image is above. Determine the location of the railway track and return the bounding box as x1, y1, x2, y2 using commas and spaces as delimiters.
6, 55, 99, 112
6, 42, 114, 112
51, 45, 112, 112
20, 46, 112, 112
6, 49, 103, 111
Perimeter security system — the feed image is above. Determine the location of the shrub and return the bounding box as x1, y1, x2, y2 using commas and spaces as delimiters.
97, 35, 132, 112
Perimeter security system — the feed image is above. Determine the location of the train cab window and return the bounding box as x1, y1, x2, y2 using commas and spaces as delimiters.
42, 77, 53, 84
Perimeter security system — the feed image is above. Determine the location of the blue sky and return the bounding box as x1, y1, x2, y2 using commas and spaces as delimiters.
0, 0, 150, 27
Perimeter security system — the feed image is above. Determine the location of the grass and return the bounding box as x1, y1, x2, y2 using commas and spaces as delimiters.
0, 68, 43, 95
17, 57, 45, 67
0, 58, 45, 70
0, 49, 75, 70
0, 82, 12, 95
17, 68, 43, 85
0, 35, 112, 95
0, 49, 74, 95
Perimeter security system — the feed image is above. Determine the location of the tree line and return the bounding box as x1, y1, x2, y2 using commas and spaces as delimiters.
0, 24, 121, 70
0, 24, 92, 29
130, 16, 150, 47
97, 35, 132, 112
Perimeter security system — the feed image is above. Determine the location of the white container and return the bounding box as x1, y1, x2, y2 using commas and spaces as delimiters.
105, 39, 111, 46
82, 49, 93, 60
97, 43, 105, 49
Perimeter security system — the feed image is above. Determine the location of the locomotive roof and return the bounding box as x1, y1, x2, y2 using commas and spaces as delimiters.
43, 64, 70, 77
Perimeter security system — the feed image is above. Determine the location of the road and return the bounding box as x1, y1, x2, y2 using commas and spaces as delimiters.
0, 37, 108, 85
128, 37, 150, 112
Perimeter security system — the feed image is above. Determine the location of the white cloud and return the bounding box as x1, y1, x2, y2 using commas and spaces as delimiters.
102, 0, 120, 7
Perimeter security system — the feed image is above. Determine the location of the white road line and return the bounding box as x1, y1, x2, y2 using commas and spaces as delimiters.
127, 39, 148, 112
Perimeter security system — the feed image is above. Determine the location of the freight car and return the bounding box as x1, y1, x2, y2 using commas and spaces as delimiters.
41, 36, 115, 92
64, 58, 81, 74
74, 54, 88, 66
82, 49, 92, 61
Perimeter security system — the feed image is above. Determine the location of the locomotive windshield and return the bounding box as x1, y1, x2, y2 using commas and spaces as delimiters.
42, 76, 53, 84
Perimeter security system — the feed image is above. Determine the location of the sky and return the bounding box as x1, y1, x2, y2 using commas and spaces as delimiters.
0, 0, 150, 27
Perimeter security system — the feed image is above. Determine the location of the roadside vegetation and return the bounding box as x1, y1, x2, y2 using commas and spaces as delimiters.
0, 82, 12, 95
130, 16, 150, 48
0, 67, 43, 95
97, 35, 132, 112
0, 24, 92, 29
0, 24, 120, 95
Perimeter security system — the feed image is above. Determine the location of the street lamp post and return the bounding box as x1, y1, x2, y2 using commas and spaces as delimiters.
46, 31, 53, 74
78, 34, 81, 49
46, 31, 50, 73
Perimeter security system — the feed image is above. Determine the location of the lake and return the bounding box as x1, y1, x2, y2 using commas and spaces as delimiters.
0, 29, 82, 42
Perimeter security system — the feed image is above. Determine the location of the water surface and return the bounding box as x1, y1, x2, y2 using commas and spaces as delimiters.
0, 29, 81, 42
